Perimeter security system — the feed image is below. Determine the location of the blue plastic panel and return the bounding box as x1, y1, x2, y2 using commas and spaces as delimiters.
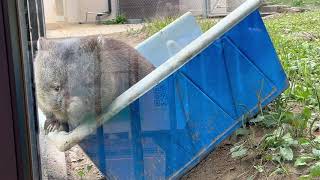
136, 13, 202, 67
79, 11, 288, 179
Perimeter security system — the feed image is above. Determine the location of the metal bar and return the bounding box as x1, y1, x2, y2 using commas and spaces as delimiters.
16, 0, 43, 178
48, 0, 265, 152
202, 0, 208, 18
36, 0, 45, 37
2, 0, 41, 178
26, 0, 40, 57
0, 1, 19, 179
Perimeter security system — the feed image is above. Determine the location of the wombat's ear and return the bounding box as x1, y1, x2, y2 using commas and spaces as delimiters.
79, 37, 99, 52
96, 35, 106, 49
37, 37, 54, 50
97, 35, 104, 45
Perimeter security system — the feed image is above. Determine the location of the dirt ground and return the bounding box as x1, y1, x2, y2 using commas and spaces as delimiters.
43, 29, 292, 180
182, 129, 299, 180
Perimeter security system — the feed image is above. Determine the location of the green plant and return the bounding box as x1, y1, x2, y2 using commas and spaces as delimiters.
228, 10, 320, 178
292, 0, 304, 6
134, 16, 217, 37
103, 15, 127, 25
77, 165, 93, 179
115, 14, 127, 24
266, 0, 320, 7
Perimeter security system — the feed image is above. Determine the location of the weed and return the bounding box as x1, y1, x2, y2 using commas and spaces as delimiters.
266, 0, 320, 7
228, 10, 320, 178
103, 15, 127, 25
76, 165, 93, 179
133, 16, 218, 37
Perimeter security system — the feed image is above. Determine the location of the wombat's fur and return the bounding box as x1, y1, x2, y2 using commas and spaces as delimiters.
34, 36, 155, 134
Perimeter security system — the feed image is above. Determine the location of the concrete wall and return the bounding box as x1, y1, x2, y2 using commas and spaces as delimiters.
43, 0, 246, 24
226, 0, 246, 12
64, 0, 80, 23
43, 0, 57, 23
179, 0, 229, 17
43, 0, 117, 24
179, 0, 204, 16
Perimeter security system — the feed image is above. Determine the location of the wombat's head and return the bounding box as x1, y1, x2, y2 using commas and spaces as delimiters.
34, 37, 99, 120
34, 38, 71, 118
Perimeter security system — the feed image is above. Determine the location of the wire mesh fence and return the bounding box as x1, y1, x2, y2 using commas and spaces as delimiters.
118, 0, 246, 20
118, 0, 201, 19
118, 0, 207, 20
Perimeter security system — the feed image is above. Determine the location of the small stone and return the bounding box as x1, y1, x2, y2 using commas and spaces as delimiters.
71, 157, 84, 162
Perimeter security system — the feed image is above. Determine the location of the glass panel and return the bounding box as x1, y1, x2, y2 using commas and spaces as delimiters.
21, 0, 287, 179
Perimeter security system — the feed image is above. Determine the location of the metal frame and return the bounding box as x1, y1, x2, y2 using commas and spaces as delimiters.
0, 0, 42, 179
0, 1, 19, 179
48, 0, 265, 151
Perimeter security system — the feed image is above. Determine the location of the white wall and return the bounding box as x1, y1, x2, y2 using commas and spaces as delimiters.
43, 0, 57, 23
43, 0, 117, 24
64, 0, 80, 23
208, 0, 227, 15
226, 0, 246, 12
79, 0, 108, 22
179, 0, 204, 16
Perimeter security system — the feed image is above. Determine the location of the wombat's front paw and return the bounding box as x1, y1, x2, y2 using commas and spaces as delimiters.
44, 118, 68, 135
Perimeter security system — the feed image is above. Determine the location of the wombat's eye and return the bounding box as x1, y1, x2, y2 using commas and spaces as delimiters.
53, 85, 60, 92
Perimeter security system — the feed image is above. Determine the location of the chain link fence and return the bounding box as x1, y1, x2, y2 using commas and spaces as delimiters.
118, 0, 246, 20
118, 0, 205, 20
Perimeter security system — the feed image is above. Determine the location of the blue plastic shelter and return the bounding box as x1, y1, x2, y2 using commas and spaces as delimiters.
75, 9, 288, 179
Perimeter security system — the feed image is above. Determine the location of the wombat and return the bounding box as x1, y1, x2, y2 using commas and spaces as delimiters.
34, 36, 155, 134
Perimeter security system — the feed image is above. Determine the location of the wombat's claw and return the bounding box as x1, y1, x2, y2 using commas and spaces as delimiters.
44, 119, 61, 135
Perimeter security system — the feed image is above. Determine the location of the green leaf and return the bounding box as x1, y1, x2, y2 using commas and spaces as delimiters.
312, 149, 320, 157
235, 128, 250, 136
231, 148, 247, 159
230, 145, 242, 153
263, 117, 278, 128
77, 170, 85, 178
231, 145, 247, 159
302, 107, 312, 120
294, 156, 314, 167
250, 115, 264, 123
299, 138, 311, 146
247, 175, 255, 180
269, 167, 284, 176
282, 133, 298, 146
312, 137, 320, 144
272, 155, 281, 163
263, 154, 273, 161
281, 111, 295, 124
295, 160, 307, 167
280, 147, 294, 161
86, 165, 93, 172
254, 165, 264, 173
310, 162, 320, 177
299, 175, 312, 180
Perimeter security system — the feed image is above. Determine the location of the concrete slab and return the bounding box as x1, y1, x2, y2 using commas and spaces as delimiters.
46, 23, 144, 38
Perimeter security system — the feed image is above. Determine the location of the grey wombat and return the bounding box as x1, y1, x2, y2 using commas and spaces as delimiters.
34, 36, 155, 134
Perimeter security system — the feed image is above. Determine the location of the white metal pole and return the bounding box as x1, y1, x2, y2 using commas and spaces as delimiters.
202, 0, 208, 18
48, 0, 265, 152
